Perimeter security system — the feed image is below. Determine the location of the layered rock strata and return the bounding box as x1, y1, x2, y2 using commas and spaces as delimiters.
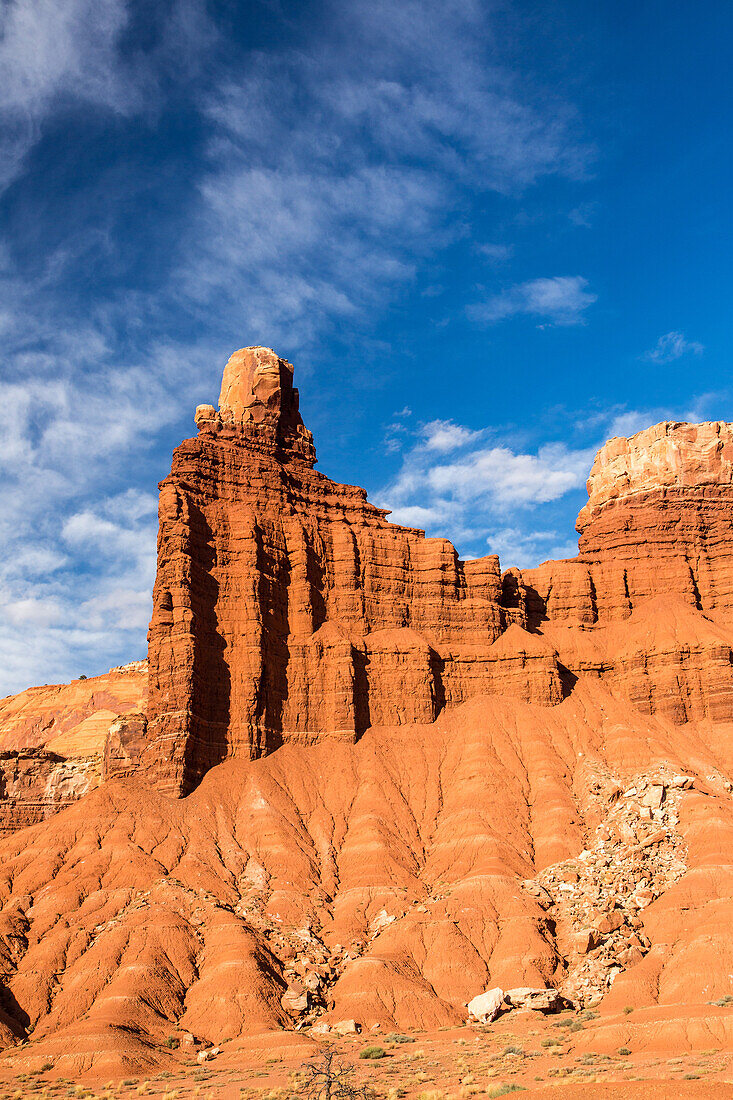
142, 347, 531, 795
0, 663, 146, 833
141, 353, 733, 796
523, 421, 733, 625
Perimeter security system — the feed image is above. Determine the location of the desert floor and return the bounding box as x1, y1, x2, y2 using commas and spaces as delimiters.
4, 1009, 733, 1099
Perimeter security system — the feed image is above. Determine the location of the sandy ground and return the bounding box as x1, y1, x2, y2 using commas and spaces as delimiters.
3, 1011, 733, 1099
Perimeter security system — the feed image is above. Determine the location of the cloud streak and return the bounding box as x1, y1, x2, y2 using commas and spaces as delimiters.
468, 275, 597, 326
642, 331, 704, 364
182, 0, 592, 348
0, 0, 213, 191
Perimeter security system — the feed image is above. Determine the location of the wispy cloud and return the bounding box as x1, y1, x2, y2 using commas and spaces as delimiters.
0, 0, 213, 191
642, 331, 704, 364
180, 0, 591, 348
377, 415, 596, 566
467, 275, 597, 326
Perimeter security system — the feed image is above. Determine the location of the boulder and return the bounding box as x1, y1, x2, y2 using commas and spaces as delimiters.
332, 1019, 360, 1035
467, 987, 505, 1023
504, 987, 563, 1013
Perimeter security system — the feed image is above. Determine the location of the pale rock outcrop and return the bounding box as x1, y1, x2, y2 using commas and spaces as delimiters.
467, 987, 504, 1023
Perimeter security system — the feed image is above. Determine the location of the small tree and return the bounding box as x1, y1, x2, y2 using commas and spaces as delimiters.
299, 1048, 372, 1100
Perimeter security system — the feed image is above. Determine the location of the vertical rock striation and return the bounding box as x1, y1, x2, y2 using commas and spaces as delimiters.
143, 348, 532, 795
141, 353, 733, 796
523, 421, 733, 625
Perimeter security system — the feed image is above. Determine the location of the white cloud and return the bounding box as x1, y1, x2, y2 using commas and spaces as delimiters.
642, 331, 704, 364
179, 0, 591, 347
421, 419, 483, 453
0, 0, 214, 189
468, 275, 597, 326
377, 418, 596, 567
425, 443, 591, 504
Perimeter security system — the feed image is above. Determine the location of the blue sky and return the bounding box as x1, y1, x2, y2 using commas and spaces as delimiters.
0, 0, 731, 694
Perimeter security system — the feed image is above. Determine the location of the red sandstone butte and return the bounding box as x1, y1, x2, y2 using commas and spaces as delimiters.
1, 347, 733, 1081
0, 661, 146, 833
523, 420, 733, 624
141, 346, 529, 795
140, 350, 733, 795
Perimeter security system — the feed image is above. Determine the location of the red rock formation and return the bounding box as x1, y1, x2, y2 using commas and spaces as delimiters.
524, 421, 733, 625
142, 358, 733, 795
0, 662, 146, 753
143, 347, 525, 795
2, 349, 733, 1076
0, 663, 146, 833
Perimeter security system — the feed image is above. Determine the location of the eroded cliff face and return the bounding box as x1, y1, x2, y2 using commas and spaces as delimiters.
138, 352, 733, 796
9, 357, 733, 820
3, 350, 733, 1073
142, 347, 532, 795
523, 420, 733, 625
0, 662, 146, 833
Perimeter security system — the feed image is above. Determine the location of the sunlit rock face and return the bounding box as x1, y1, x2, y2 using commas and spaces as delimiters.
523, 419, 733, 625
140, 347, 733, 796
142, 346, 532, 796
3, 351, 733, 1074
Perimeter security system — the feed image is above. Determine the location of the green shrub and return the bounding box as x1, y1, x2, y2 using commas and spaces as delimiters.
385, 1033, 414, 1044
487, 1087, 526, 1097
618, 1047, 631, 1057
359, 1046, 386, 1060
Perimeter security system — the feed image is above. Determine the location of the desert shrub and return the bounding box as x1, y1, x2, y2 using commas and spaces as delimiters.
618, 1048, 631, 1057
385, 1033, 414, 1044
623, 1006, 634, 1014
163, 1035, 179, 1049
360, 1047, 386, 1060
487, 1086, 526, 1097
